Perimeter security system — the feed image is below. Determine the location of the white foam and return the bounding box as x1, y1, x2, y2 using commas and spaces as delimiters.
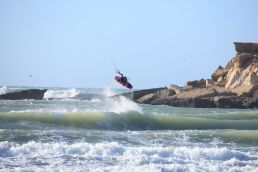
9, 108, 70, 114
44, 88, 79, 99
0, 86, 9, 95
102, 87, 116, 97
107, 96, 142, 114
1, 141, 257, 171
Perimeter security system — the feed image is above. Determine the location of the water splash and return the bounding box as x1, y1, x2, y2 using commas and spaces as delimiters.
44, 88, 79, 99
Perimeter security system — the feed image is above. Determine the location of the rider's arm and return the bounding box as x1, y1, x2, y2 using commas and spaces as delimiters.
116, 70, 123, 77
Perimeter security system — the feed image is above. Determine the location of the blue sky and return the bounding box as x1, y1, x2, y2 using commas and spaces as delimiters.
0, 0, 258, 89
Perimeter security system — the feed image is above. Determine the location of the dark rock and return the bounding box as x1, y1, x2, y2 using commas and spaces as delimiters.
185, 79, 206, 88
252, 87, 258, 97
151, 96, 217, 108
0, 89, 47, 100
234, 42, 258, 53
211, 66, 228, 82
192, 98, 217, 108
213, 96, 244, 109
244, 98, 258, 108
118, 87, 167, 100
237, 53, 254, 63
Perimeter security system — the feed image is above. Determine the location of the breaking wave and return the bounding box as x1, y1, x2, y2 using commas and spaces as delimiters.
1, 111, 258, 131
44, 88, 80, 99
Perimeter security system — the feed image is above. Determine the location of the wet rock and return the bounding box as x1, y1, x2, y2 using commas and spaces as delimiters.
118, 87, 167, 100
0, 89, 47, 100
213, 96, 244, 109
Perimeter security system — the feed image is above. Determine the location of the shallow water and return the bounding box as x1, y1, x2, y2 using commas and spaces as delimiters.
0, 87, 258, 171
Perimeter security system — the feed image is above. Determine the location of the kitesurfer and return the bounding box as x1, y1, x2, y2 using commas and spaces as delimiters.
116, 70, 127, 84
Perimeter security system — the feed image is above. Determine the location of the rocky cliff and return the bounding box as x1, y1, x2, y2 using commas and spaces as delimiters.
119, 42, 258, 109
212, 42, 258, 96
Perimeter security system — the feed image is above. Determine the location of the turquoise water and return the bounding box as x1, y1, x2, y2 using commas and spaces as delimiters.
0, 87, 258, 171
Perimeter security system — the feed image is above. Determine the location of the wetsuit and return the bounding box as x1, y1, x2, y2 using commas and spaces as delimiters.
118, 71, 127, 83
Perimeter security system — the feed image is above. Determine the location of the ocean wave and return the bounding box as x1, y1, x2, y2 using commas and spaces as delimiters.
0, 141, 257, 171
1, 111, 258, 131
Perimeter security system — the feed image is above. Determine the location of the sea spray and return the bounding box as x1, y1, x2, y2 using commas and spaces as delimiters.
0, 86, 9, 95
44, 88, 79, 99
106, 96, 142, 114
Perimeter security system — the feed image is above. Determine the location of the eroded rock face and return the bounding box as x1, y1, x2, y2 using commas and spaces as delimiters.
225, 54, 257, 89
212, 43, 258, 96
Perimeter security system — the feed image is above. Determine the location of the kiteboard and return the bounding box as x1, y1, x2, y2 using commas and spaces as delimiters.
114, 76, 133, 89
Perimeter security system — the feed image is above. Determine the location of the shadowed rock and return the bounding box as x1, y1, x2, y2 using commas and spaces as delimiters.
0, 89, 47, 100
117, 87, 167, 100
234, 42, 258, 53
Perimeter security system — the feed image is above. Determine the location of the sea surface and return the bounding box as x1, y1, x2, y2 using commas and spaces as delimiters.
0, 86, 258, 172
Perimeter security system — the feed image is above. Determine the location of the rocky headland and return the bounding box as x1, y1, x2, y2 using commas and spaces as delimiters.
119, 42, 258, 109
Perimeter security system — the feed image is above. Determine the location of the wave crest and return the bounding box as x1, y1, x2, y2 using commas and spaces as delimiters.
1, 111, 258, 131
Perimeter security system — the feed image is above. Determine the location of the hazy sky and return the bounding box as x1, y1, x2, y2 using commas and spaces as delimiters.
0, 0, 258, 89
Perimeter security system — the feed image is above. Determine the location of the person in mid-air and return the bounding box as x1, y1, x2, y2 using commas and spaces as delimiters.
116, 70, 127, 84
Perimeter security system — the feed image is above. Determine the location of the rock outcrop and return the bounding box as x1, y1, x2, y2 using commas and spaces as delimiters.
118, 87, 167, 103
211, 42, 258, 96
117, 42, 258, 109
0, 89, 47, 100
